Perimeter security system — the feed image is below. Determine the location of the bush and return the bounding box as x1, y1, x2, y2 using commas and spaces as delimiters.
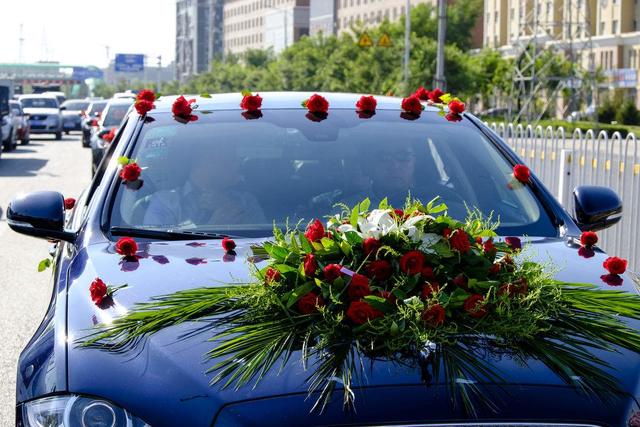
597, 99, 616, 124
615, 100, 640, 125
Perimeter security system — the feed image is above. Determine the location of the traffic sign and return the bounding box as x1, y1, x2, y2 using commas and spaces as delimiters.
378, 33, 393, 47
357, 32, 373, 47
115, 54, 145, 72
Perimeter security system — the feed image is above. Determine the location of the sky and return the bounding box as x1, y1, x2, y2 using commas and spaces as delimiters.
0, 0, 176, 68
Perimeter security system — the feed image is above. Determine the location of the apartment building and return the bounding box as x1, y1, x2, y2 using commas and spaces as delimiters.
483, 0, 640, 102
175, 0, 225, 83
223, 0, 310, 55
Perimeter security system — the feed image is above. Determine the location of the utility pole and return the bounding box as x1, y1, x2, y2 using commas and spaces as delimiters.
433, 0, 447, 90
157, 55, 162, 93
403, 0, 410, 93
18, 23, 24, 63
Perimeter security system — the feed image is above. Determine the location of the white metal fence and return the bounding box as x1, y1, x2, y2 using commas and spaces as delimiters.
486, 123, 640, 271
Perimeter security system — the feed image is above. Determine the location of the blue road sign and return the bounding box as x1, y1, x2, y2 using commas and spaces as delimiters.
72, 67, 104, 80
115, 54, 145, 72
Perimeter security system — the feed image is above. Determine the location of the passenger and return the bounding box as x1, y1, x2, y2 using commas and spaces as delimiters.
143, 145, 266, 227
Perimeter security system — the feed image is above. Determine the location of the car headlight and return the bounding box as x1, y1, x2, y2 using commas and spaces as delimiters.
22, 395, 151, 427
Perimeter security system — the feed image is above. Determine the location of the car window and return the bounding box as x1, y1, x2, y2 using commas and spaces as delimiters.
88, 102, 107, 114
62, 101, 90, 110
10, 104, 21, 114
109, 110, 557, 238
103, 104, 131, 127
21, 98, 58, 109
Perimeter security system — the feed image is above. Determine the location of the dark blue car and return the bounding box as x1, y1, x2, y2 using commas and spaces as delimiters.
8, 93, 639, 426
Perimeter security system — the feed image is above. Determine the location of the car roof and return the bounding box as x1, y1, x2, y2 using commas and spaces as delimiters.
106, 98, 135, 107
150, 92, 443, 113
19, 94, 58, 99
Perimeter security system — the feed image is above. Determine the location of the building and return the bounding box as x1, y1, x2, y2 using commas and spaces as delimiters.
309, 0, 482, 48
176, 0, 226, 83
223, 0, 310, 55
483, 0, 640, 104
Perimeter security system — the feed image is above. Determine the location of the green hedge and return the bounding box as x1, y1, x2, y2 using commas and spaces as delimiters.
480, 118, 640, 138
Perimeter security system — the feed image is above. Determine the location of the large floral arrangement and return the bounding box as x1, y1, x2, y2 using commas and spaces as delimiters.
82, 198, 640, 413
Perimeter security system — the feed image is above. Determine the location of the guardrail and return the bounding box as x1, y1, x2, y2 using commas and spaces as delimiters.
486, 122, 640, 271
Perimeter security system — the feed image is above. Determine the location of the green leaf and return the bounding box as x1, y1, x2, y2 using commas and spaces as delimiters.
117, 156, 130, 166
339, 241, 352, 256
440, 93, 453, 104
378, 197, 389, 210
344, 231, 363, 246
241, 89, 252, 97
200, 93, 212, 98
363, 295, 393, 313
299, 232, 313, 253
349, 204, 359, 227
37, 258, 51, 272
357, 198, 371, 213
285, 282, 316, 308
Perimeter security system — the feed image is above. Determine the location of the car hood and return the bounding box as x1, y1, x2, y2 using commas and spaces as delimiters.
23, 108, 60, 116
66, 237, 640, 426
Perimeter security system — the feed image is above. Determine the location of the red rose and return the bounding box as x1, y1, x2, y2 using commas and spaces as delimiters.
304, 94, 329, 113
445, 112, 462, 122
137, 89, 156, 103
505, 236, 522, 251
601, 273, 624, 287
120, 163, 141, 182
442, 227, 451, 238
514, 277, 528, 295
513, 164, 531, 183
603, 256, 627, 275
115, 237, 138, 257
265, 266, 281, 283
303, 253, 318, 276
363, 237, 381, 257
64, 198, 76, 210
304, 219, 325, 242
102, 128, 116, 143
90, 278, 108, 305
488, 263, 501, 275
497, 283, 515, 297
401, 95, 423, 114
421, 282, 440, 299
348, 273, 371, 299
240, 93, 263, 111
367, 260, 392, 281
355, 95, 377, 112
464, 294, 487, 318
580, 231, 598, 247
449, 229, 471, 253
393, 208, 405, 219
421, 265, 435, 280
414, 87, 431, 101
376, 290, 397, 304
451, 274, 468, 289
578, 246, 595, 258
399, 250, 425, 275
346, 300, 383, 325
482, 239, 496, 255
135, 99, 154, 115
172, 95, 196, 118
429, 88, 444, 103
448, 99, 465, 114
422, 304, 445, 326
323, 264, 343, 282
222, 237, 236, 252
298, 292, 324, 314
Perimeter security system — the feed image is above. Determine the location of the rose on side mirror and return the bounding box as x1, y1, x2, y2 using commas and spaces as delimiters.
7, 191, 76, 242
573, 185, 622, 231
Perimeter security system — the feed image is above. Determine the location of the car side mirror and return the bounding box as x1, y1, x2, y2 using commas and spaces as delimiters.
6, 191, 76, 242
59, 106, 66, 111
573, 185, 622, 231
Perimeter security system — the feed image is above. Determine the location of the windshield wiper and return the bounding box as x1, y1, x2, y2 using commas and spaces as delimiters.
110, 226, 231, 240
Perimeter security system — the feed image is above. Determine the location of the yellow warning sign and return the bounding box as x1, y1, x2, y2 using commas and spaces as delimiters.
378, 33, 393, 47
358, 32, 373, 47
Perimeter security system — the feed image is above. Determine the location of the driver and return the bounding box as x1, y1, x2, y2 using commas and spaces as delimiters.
143, 144, 266, 227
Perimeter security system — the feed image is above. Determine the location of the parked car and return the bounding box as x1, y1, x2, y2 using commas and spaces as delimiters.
568, 104, 597, 122
1, 84, 17, 152
90, 98, 133, 173
81, 100, 107, 147
112, 90, 138, 100
7, 93, 636, 427
9, 100, 30, 145
42, 90, 66, 106
60, 99, 90, 133
19, 94, 63, 140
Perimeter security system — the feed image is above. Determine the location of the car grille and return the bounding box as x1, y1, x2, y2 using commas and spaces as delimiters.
29, 115, 47, 121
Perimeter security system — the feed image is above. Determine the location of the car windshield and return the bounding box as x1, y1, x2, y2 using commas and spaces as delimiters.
21, 98, 58, 109
103, 104, 131, 127
88, 102, 107, 114
109, 109, 557, 238
62, 101, 90, 110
